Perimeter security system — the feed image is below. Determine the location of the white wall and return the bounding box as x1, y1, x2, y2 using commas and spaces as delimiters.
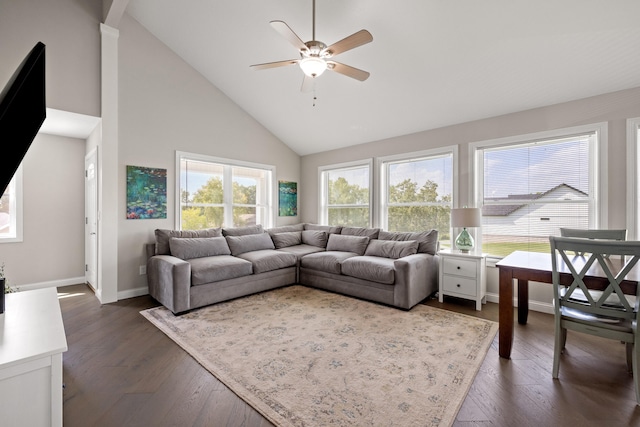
300, 86, 640, 312
0, 0, 101, 289
116, 14, 301, 296
0, 133, 85, 288
0, 0, 102, 117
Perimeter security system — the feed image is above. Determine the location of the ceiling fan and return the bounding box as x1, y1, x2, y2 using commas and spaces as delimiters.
250, 0, 373, 92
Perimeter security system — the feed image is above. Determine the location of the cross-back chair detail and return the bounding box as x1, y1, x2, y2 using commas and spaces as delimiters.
559, 228, 627, 258
549, 236, 640, 405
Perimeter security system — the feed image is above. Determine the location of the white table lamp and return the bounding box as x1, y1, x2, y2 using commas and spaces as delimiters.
451, 207, 482, 253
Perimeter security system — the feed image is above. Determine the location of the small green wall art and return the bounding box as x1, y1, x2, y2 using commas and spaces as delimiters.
278, 180, 297, 217
126, 165, 167, 219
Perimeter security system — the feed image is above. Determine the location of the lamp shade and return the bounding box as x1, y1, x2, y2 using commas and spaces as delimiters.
299, 57, 327, 77
451, 207, 482, 228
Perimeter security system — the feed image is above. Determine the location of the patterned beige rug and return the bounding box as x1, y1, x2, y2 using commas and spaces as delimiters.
141, 285, 497, 427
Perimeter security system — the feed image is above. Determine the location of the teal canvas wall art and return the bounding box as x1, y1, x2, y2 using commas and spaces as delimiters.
126, 165, 167, 219
278, 181, 297, 217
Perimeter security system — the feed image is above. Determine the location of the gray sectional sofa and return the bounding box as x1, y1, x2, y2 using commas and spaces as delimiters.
146, 223, 439, 314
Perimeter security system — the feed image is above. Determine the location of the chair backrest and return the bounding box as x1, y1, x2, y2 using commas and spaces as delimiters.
549, 236, 640, 321
559, 228, 627, 241
559, 228, 627, 258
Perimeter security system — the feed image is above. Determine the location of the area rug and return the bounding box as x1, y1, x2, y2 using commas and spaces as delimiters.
141, 285, 497, 427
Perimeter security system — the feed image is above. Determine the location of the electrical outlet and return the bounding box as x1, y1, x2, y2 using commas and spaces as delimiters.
139, 265, 147, 275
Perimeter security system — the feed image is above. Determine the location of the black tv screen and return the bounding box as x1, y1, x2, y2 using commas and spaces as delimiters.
0, 41, 46, 196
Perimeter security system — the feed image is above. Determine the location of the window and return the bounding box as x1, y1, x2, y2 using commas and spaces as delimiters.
472, 124, 606, 258
319, 160, 372, 227
379, 148, 455, 248
0, 167, 23, 243
177, 152, 274, 230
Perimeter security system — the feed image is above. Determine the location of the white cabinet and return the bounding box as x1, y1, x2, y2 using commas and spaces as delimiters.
0, 287, 68, 426
438, 250, 487, 310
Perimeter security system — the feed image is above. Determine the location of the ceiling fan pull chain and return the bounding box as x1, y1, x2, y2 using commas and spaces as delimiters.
312, 82, 317, 107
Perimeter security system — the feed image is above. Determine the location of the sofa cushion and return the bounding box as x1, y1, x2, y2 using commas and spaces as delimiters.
304, 223, 343, 235
364, 239, 418, 259
300, 251, 359, 274
266, 224, 305, 235
301, 230, 328, 248
270, 231, 302, 249
222, 224, 264, 237
325, 234, 370, 255
341, 256, 396, 285
378, 230, 439, 255
188, 255, 253, 286
169, 236, 231, 260
340, 226, 380, 239
226, 232, 275, 255
277, 244, 325, 260
236, 250, 297, 274
155, 227, 222, 255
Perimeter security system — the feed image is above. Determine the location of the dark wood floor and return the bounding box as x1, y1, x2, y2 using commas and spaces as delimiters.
59, 284, 640, 426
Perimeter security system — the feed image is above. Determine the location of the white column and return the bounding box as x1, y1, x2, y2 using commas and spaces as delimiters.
99, 23, 119, 303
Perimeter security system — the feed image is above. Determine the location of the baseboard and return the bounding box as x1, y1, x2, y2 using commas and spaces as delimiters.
14, 276, 86, 292
485, 292, 554, 315
117, 286, 149, 300
11, 278, 149, 303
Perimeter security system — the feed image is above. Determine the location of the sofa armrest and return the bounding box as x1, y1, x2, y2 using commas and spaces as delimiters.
147, 255, 191, 314
145, 243, 156, 260
393, 253, 439, 309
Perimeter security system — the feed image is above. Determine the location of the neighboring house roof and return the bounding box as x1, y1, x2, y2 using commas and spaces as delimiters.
482, 183, 587, 217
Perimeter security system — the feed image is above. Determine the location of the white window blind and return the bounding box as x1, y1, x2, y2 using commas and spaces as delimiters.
478, 132, 596, 257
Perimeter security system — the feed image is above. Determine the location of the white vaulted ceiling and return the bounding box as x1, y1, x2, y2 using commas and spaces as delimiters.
125, 0, 640, 156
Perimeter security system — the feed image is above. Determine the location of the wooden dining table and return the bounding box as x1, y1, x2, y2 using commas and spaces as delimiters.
495, 250, 640, 359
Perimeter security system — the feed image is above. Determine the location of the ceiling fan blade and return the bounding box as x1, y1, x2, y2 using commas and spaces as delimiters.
324, 29, 372, 57
250, 59, 299, 70
270, 20, 308, 53
301, 74, 314, 93
327, 61, 370, 81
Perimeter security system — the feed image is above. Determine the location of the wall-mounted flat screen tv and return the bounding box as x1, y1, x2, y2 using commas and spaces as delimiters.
0, 41, 46, 196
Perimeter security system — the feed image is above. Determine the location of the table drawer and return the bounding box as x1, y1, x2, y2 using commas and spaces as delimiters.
442, 257, 477, 278
442, 275, 477, 297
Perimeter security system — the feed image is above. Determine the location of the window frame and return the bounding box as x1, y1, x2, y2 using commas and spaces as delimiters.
470, 122, 608, 261
627, 117, 640, 240
0, 166, 24, 243
175, 151, 276, 230
377, 146, 458, 243
318, 159, 374, 227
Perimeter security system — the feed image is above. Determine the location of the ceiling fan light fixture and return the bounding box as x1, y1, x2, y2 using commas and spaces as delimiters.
300, 57, 327, 77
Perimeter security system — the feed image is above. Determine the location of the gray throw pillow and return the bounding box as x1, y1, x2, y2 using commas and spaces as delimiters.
325, 234, 370, 255
271, 231, 302, 249
266, 224, 305, 235
222, 224, 264, 237
226, 232, 275, 255
155, 227, 222, 255
301, 230, 328, 248
364, 239, 419, 259
169, 236, 231, 260
341, 226, 380, 239
304, 223, 343, 235
378, 230, 439, 255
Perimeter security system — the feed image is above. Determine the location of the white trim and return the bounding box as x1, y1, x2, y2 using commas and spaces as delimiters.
318, 159, 373, 226
469, 122, 608, 228
175, 151, 276, 229
12, 276, 86, 292
376, 146, 457, 237
627, 118, 640, 239
0, 165, 23, 243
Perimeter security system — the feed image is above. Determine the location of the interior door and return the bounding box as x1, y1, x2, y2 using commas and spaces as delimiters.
85, 149, 98, 291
